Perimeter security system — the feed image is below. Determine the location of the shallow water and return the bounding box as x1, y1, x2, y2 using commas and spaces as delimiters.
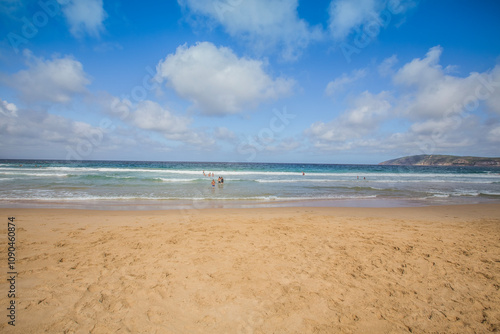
1, 159, 499, 209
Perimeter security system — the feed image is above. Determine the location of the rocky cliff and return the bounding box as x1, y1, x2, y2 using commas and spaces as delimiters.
379, 155, 500, 166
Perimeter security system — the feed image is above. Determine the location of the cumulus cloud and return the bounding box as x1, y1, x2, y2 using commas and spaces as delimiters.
488, 125, 500, 143
394, 45, 443, 88
97, 93, 133, 120
0, 103, 186, 159
5, 51, 90, 103
306, 91, 391, 147
328, 0, 416, 41
325, 68, 367, 96
484, 64, 500, 115
58, 0, 107, 38
0, 105, 103, 157
95, 94, 215, 147
131, 100, 192, 138
131, 101, 216, 146
0, 96, 217, 159
155, 42, 294, 116
393, 46, 500, 120
306, 45, 500, 156
384, 116, 485, 155
388, 48, 500, 155
329, 0, 379, 41
0, 98, 18, 117
178, 0, 323, 61
93, 93, 219, 149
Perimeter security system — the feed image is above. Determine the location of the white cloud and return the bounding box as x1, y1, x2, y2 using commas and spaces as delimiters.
325, 68, 367, 96
155, 42, 294, 116
97, 93, 133, 120
6, 51, 90, 103
386, 48, 500, 155
394, 45, 443, 88
328, 0, 416, 41
393, 46, 499, 120
384, 116, 484, 155
307, 46, 500, 157
214, 127, 236, 141
178, 0, 323, 61
488, 125, 500, 143
0, 97, 218, 159
0, 98, 18, 117
58, 0, 107, 38
0, 107, 99, 155
131, 100, 191, 137
378, 54, 398, 77
0, 104, 184, 160
329, 0, 379, 41
98, 96, 214, 147
306, 91, 391, 146
484, 64, 500, 115
93, 93, 218, 148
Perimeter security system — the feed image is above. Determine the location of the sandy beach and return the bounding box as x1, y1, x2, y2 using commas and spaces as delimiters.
1, 204, 499, 333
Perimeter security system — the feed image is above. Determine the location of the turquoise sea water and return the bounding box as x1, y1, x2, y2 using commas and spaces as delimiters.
1, 160, 499, 209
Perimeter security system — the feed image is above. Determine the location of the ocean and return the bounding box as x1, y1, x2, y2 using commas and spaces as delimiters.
1, 159, 499, 209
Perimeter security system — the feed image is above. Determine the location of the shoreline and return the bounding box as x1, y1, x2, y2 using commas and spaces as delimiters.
1, 201, 499, 218
1, 195, 499, 210
1, 201, 499, 217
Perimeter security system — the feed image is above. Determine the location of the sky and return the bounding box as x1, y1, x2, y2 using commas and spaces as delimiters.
0, 0, 499, 164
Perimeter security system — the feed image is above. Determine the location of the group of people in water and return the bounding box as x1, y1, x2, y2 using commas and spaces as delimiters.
203, 170, 367, 187
203, 171, 224, 187
211, 176, 224, 187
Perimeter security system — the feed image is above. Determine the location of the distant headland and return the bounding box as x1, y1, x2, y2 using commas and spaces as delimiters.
379, 155, 500, 166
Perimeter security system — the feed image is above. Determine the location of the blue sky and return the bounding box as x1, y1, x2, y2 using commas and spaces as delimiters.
1, 0, 499, 164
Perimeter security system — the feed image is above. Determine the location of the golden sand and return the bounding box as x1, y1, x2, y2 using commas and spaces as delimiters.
0, 204, 499, 333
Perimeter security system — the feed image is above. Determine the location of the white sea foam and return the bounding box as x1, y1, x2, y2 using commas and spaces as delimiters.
430, 193, 450, 198
255, 179, 335, 183
159, 178, 199, 182
480, 191, 500, 196
1, 166, 497, 181
0, 172, 69, 177
0, 194, 379, 202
